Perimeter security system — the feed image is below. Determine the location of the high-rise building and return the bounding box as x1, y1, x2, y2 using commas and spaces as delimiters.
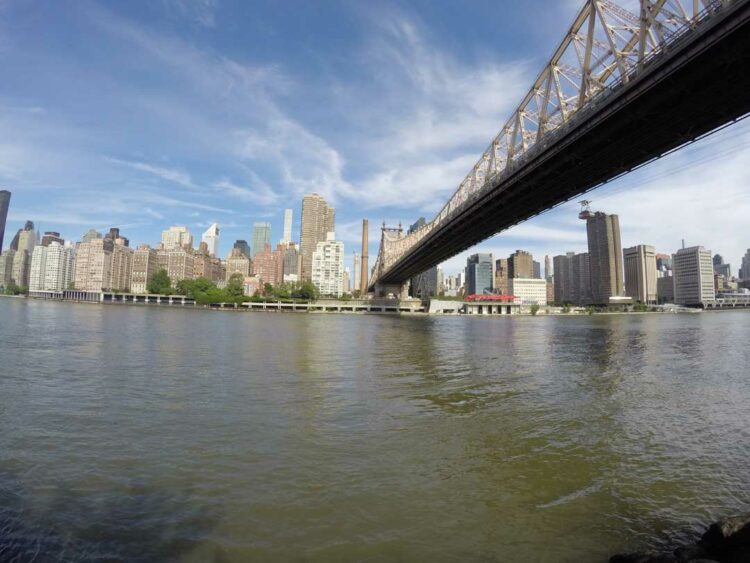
495, 258, 509, 295
131, 245, 158, 293
508, 250, 534, 279
74, 237, 113, 291
282, 243, 300, 282
161, 226, 193, 250
465, 253, 493, 295
544, 255, 553, 281
586, 211, 623, 305
105, 227, 129, 247
311, 232, 344, 297
657, 274, 674, 304
533, 260, 541, 279
673, 246, 715, 306
0, 249, 15, 288
29, 242, 75, 292
360, 219, 369, 294
192, 242, 224, 284
226, 247, 251, 281
9, 222, 38, 288
0, 190, 10, 253
167, 248, 194, 286
741, 249, 750, 280
233, 240, 251, 259
553, 252, 591, 305
281, 209, 293, 244
343, 268, 351, 294
300, 193, 335, 280
353, 252, 361, 293
110, 239, 134, 291
656, 253, 673, 273
202, 223, 220, 257
41, 231, 64, 247
253, 243, 280, 286
252, 222, 271, 258
623, 245, 657, 304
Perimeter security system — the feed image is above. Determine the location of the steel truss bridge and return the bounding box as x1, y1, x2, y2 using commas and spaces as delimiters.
369, 0, 750, 294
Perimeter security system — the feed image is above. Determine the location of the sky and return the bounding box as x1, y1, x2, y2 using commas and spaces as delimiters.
1, 0, 749, 277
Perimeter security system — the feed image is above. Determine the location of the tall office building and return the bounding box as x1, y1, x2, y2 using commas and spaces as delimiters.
10, 221, 37, 288
202, 223, 220, 257
226, 247, 251, 281
41, 232, 64, 247
544, 255, 553, 281
311, 232, 344, 297
532, 260, 541, 279
161, 226, 193, 250
233, 240, 251, 259
29, 242, 75, 292
465, 253, 493, 295
252, 222, 271, 258
508, 250, 534, 279
673, 246, 715, 306
739, 249, 750, 280
712, 254, 731, 279
300, 193, 335, 280
281, 209, 293, 244
623, 244, 657, 304
353, 252, 361, 293
282, 242, 300, 282
0, 190, 10, 253
585, 211, 623, 305
553, 252, 591, 305
495, 258, 509, 295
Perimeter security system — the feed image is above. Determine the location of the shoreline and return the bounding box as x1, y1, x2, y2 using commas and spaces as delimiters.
2, 292, 740, 316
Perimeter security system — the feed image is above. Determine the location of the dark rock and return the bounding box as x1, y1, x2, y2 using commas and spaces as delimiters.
609, 554, 677, 563
674, 545, 708, 561
699, 513, 750, 553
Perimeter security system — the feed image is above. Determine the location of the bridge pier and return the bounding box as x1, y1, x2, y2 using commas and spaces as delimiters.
373, 281, 409, 300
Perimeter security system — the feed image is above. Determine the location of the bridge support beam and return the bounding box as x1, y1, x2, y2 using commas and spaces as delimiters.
373, 281, 409, 300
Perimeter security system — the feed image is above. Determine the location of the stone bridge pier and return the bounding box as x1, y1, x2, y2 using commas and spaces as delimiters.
373, 281, 409, 300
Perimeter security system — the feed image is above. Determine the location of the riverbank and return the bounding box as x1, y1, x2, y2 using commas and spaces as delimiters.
611, 513, 750, 562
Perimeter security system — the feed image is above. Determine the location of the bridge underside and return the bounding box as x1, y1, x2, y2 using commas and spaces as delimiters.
377, 3, 750, 285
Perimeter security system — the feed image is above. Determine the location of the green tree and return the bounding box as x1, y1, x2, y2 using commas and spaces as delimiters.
530, 303, 540, 316
148, 269, 172, 295
293, 280, 319, 301
226, 273, 247, 303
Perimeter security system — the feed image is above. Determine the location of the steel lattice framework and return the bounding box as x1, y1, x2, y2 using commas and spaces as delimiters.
370, 0, 741, 290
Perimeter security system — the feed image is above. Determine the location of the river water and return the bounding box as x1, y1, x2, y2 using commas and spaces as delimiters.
1, 298, 749, 562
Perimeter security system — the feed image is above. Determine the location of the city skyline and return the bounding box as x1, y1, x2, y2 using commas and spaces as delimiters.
1, 2, 749, 276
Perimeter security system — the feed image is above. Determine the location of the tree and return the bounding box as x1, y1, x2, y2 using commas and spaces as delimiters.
226, 273, 246, 303
148, 269, 172, 295
530, 303, 540, 316
293, 280, 319, 301
263, 282, 274, 297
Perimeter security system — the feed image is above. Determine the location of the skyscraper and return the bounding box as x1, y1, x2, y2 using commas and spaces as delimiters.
311, 232, 344, 297
740, 249, 750, 280
29, 242, 75, 292
233, 240, 251, 259
623, 245, 657, 304
553, 252, 591, 305
508, 250, 534, 278
586, 211, 623, 305
353, 252, 361, 293
299, 193, 335, 280
202, 223, 220, 257
673, 246, 715, 306
161, 226, 193, 250
0, 190, 9, 253
532, 260, 541, 279
495, 258, 509, 294
465, 253, 493, 295
252, 222, 271, 258
544, 255, 553, 281
281, 209, 293, 244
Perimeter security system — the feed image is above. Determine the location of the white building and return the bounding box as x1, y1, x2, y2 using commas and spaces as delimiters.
509, 278, 548, 305
673, 246, 715, 306
281, 209, 293, 245
161, 226, 193, 250
624, 244, 657, 304
311, 232, 344, 297
29, 242, 76, 291
201, 223, 220, 257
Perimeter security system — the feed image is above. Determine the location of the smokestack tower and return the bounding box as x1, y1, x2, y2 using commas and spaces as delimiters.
360, 219, 369, 293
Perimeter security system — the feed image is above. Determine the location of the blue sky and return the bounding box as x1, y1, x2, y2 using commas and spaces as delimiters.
1, 0, 749, 276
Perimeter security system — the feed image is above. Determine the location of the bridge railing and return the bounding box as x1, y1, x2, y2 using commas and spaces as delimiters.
371, 0, 734, 287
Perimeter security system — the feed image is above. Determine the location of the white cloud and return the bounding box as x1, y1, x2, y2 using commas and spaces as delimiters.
107, 157, 194, 187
